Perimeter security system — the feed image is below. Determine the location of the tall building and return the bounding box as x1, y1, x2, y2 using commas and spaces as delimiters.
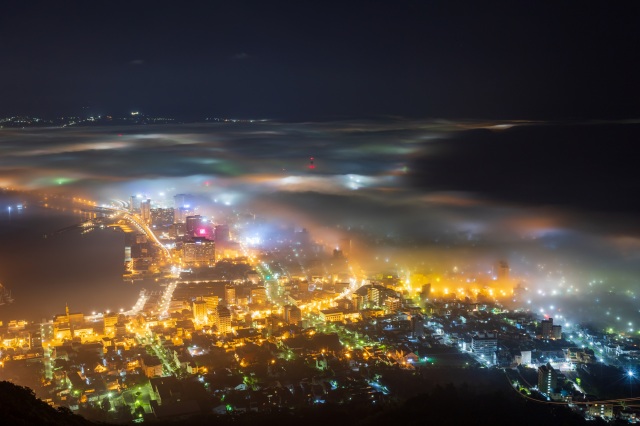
352, 293, 365, 310
140, 198, 151, 224
538, 363, 557, 394
384, 296, 401, 312
104, 312, 119, 335
192, 297, 208, 324
541, 318, 554, 339
284, 305, 302, 325
250, 287, 267, 305
182, 238, 215, 266
150, 207, 174, 227
367, 286, 381, 307
53, 304, 84, 340
203, 295, 219, 314
552, 324, 562, 340
471, 332, 498, 364
216, 306, 231, 334
225, 285, 236, 306
186, 215, 204, 237
129, 195, 140, 212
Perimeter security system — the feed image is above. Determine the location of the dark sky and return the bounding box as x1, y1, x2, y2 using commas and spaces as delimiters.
1, 1, 638, 119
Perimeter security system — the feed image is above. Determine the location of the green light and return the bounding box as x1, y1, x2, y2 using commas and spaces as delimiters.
226, 404, 233, 412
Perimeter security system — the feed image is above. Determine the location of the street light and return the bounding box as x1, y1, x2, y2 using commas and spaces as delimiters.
628, 370, 635, 397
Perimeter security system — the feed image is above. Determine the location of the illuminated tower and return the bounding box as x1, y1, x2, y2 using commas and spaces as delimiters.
250, 287, 267, 305
541, 318, 553, 339
66, 303, 72, 336
225, 285, 236, 306
182, 238, 215, 266
216, 306, 231, 334
203, 296, 219, 314
284, 305, 301, 325
538, 363, 557, 394
129, 195, 138, 212
192, 297, 208, 324
104, 311, 119, 335
140, 198, 151, 224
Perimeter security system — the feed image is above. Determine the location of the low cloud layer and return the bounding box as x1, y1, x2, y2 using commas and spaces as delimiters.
1, 119, 639, 327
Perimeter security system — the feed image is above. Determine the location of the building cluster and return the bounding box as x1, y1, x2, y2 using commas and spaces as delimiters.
2, 193, 640, 423
124, 194, 241, 280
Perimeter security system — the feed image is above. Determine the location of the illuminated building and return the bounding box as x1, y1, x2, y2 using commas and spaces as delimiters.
250, 286, 267, 305
192, 297, 207, 323
384, 297, 401, 312
115, 321, 128, 338
319, 309, 344, 323
537, 363, 557, 394
471, 332, 498, 364
589, 404, 614, 419
124, 233, 154, 274
216, 306, 231, 334
352, 293, 365, 310
215, 241, 241, 260
129, 195, 140, 212
53, 304, 84, 340
40, 323, 53, 342
225, 285, 236, 306
150, 207, 174, 227
103, 312, 119, 335
541, 318, 554, 339
203, 295, 219, 313
515, 350, 532, 365
140, 198, 151, 224
247, 271, 260, 284
182, 238, 215, 266
141, 356, 164, 378
284, 305, 302, 325
355, 284, 392, 308
186, 215, 204, 237
367, 286, 381, 307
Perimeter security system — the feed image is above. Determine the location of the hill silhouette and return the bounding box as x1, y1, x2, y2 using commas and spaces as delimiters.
0, 379, 595, 426
0, 381, 94, 426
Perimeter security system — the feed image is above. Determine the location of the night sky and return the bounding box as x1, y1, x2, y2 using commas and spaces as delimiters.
1, 1, 638, 120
